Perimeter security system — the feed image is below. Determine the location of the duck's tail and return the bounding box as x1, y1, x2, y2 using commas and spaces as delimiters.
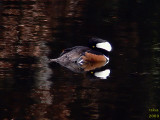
49, 58, 58, 62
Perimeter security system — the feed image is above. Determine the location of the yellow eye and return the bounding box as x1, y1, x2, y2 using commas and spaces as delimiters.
92, 46, 95, 48
91, 71, 94, 74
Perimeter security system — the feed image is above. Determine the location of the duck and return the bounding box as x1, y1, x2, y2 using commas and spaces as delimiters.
50, 37, 112, 65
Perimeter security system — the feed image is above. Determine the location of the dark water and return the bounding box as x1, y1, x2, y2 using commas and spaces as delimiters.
0, 0, 160, 120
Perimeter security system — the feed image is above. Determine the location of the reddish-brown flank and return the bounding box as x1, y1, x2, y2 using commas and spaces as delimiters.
82, 52, 106, 62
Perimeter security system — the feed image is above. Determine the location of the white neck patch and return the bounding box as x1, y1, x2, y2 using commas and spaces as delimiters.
96, 42, 112, 52
94, 69, 110, 79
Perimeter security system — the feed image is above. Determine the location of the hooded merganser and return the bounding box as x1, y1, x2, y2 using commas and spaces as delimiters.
50, 38, 112, 65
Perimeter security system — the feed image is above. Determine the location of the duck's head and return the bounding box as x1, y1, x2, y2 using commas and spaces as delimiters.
87, 68, 111, 79
89, 37, 112, 52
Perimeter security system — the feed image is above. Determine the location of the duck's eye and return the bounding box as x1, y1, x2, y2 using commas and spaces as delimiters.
92, 46, 95, 48
91, 71, 94, 74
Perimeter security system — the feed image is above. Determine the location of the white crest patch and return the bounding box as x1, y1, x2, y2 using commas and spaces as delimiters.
94, 69, 110, 79
96, 42, 112, 52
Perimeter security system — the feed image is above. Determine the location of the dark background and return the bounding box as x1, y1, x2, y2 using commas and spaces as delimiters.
0, 0, 160, 120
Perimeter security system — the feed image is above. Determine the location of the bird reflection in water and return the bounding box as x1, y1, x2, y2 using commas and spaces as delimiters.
50, 38, 112, 80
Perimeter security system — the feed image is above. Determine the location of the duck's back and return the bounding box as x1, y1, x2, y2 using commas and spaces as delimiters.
51, 46, 90, 63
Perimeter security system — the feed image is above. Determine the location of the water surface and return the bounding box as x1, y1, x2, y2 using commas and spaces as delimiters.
0, 0, 160, 120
